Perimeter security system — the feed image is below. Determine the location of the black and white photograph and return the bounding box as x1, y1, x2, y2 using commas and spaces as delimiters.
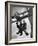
10, 4, 33, 39
5, 1, 37, 45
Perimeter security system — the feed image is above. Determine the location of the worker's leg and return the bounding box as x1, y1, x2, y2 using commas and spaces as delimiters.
20, 30, 23, 36
24, 30, 29, 35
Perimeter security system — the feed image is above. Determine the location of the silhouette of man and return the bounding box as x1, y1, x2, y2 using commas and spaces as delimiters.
16, 20, 29, 36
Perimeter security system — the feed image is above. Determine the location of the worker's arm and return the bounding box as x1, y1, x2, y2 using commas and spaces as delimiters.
16, 22, 20, 28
